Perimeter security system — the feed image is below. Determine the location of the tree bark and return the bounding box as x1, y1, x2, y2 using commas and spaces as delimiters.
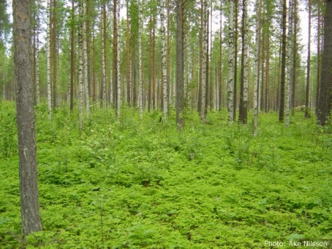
160, 0, 168, 118
317, 0, 332, 125
279, 0, 287, 123
46, 0, 52, 118
305, 0, 311, 118
228, 0, 235, 124
176, 0, 184, 127
13, 0, 43, 237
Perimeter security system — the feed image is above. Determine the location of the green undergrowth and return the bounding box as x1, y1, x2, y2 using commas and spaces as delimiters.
0, 101, 331, 248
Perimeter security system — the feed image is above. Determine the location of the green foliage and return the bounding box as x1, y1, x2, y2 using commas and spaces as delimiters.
0, 103, 331, 248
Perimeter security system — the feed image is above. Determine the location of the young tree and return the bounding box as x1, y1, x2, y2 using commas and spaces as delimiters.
317, 0, 332, 125
101, 1, 107, 109
13, 0, 43, 237
285, 0, 293, 126
116, 0, 121, 116
138, 0, 143, 118
78, 0, 84, 129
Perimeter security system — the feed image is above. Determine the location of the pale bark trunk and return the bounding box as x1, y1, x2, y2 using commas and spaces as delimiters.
227, 0, 234, 124
116, 0, 121, 117
83, 2, 90, 117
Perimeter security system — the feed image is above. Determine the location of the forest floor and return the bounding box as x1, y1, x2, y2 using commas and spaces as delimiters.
0, 101, 331, 248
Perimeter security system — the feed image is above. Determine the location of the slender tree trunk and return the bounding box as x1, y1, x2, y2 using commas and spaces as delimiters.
201, 1, 207, 121
166, 0, 171, 108
126, 0, 131, 106
265, 27, 270, 112
291, 0, 297, 116
101, 2, 107, 109
70, 0, 75, 112
46, 0, 52, 118
83, 1, 89, 117
279, 0, 287, 122
305, 0, 311, 118
233, 0, 238, 121
51, 0, 57, 109
254, 0, 261, 136
116, 0, 121, 117
285, 0, 293, 126
219, 8, 223, 111
317, 0, 332, 125
160, 0, 168, 118
113, 0, 118, 108
239, 0, 248, 124
198, 0, 203, 114
176, 0, 184, 127
316, 3, 321, 114
13, 0, 43, 237
228, 0, 235, 124
138, 0, 143, 118
78, 0, 84, 129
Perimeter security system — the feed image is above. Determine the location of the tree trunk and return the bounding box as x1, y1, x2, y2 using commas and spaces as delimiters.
101, 2, 107, 109
285, 0, 293, 126
138, 0, 143, 118
227, 0, 235, 124
317, 0, 332, 125
176, 0, 184, 127
126, 0, 131, 106
116, 0, 121, 117
239, 0, 248, 124
51, 0, 57, 109
305, 0, 311, 118
35, 11, 40, 106
279, 0, 287, 123
316, 2, 321, 114
160, 0, 168, 118
83, 1, 90, 117
46, 0, 52, 118
254, 0, 261, 136
70, 0, 75, 112
233, 0, 238, 121
78, 0, 84, 129
201, 0, 207, 121
291, 0, 298, 116
13, 0, 43, 237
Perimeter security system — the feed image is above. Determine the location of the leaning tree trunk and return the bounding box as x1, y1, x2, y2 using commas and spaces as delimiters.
160, 0, 168, 118
227, 0, 235, 124
13, 0, 43, 237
